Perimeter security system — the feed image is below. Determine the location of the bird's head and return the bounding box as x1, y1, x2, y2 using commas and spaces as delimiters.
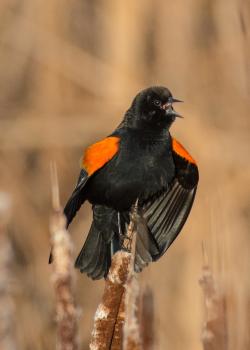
128, 86, 182, 130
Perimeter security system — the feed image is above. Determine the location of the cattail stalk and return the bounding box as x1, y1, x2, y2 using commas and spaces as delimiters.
89, 251, 131, 350
50, 163, 78, 350
0, 192, 16, 350
199, 245, 228, 350
90, 202, 142, 350
122, 202, 142, 350
139, 288, 154, 350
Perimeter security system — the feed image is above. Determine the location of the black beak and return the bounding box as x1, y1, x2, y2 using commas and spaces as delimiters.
165, 107, 183, 118
171, 97, 183, 103
163, 103, 183, 118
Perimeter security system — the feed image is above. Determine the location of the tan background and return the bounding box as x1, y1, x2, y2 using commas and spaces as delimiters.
0, 1, 249, 349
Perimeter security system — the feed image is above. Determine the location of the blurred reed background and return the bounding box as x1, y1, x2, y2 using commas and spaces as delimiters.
0, 1, 250, 349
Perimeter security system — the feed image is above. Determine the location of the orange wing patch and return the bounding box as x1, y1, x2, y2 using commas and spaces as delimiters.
172, 138, 196, 164
82, 136, 120, 175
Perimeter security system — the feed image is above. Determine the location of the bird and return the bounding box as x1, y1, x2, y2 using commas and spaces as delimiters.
49, 86, 199, 279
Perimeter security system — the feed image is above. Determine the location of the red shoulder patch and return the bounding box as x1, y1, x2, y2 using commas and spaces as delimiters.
172, 138, 196, 164
82, 136, 120, 175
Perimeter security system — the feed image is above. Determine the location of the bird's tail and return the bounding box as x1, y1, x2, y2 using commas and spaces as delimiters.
75, 205, 160, 279
75, 205, 119, 280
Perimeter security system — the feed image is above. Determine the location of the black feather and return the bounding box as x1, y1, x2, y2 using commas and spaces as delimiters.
75, 205, 117, 280
64, 169, 89, 227
143, 180, 197, 260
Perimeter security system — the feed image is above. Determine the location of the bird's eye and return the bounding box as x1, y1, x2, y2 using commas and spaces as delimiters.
153, 99, 161, 106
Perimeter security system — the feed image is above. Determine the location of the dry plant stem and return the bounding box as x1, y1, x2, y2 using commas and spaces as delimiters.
89, 251, 131, 350
111, 290, 126, 349
90, 202, 140, 350
139, 288, 154, 350
50, 164, 78, 350
122, 273, 141, 350
122, 200, 138, 253
123, 202, 142, 350
0, 193, 16, 350
199, 256, 228, 350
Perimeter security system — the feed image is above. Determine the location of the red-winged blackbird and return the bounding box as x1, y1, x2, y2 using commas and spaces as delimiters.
49, 86, 199, 279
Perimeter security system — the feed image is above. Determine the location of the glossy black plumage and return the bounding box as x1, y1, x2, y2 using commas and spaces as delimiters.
51, 86, 199, 279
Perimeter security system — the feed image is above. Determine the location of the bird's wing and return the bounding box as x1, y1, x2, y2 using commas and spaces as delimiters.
64, 136, 120, 227
143, 137, 199, 260
63, 168, 89, 227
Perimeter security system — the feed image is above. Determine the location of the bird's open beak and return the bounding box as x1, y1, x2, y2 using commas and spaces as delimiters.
162, 100, 183, 118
